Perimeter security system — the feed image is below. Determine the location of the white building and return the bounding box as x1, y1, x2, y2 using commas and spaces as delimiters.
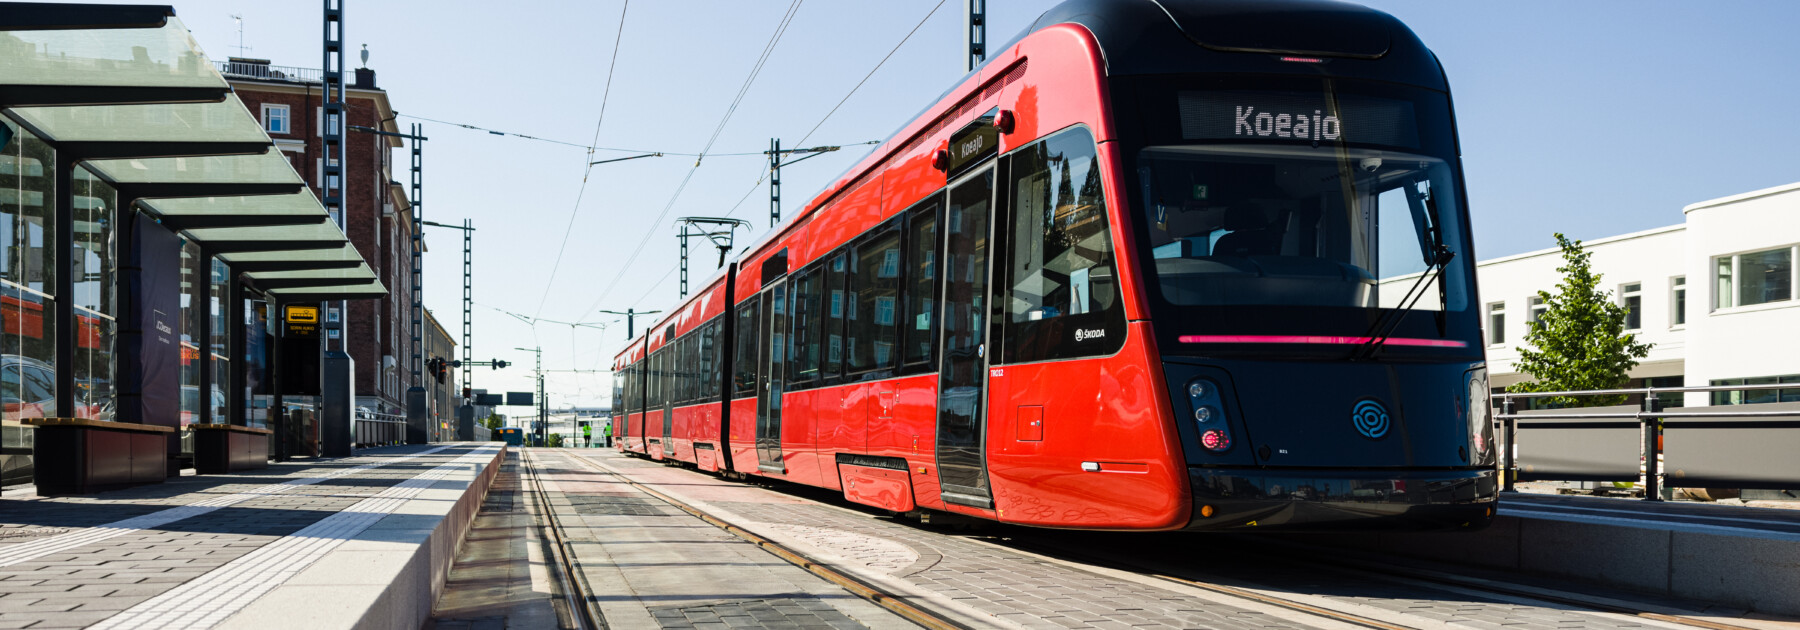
1467, 181, 1800, 406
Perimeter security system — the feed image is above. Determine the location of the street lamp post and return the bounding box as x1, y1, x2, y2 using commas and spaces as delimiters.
515, 346, 544, 445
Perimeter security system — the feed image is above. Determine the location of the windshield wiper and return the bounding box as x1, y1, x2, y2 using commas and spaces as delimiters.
1353, 246, 1453, 360
1354, 181, 1453, 360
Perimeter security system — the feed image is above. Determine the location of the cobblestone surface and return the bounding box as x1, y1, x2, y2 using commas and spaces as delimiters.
650, 597, 869, 630
0, 445, 482, 630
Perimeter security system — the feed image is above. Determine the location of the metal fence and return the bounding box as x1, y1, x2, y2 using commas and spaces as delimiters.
215, 60, 321, 83
1496, 382, 1800, 501
473, 425, 491, 443
354, 410, 407, 449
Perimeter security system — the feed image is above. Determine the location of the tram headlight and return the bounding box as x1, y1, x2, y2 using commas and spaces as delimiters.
1186, 378, 1232, 451
1466, 369, 1492, 459
1201, 429, 1232, 452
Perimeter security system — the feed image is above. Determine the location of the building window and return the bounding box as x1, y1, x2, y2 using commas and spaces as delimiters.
262, 104, 290, 134
1619, 282, 1641, 330
1487, 301, 1505, 346
1670, 276, 1686, 326
1645, 376, 1685, 408
1715, 246, 1796, 310
1527, 295, 1546, 329
1710, 374, 1800, 406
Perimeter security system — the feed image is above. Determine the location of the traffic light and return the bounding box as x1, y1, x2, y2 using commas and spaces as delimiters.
492, 360, 510, 370
462, 386, 472, 399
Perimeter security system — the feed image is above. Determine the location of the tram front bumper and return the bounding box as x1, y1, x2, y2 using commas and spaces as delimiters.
1185, 467, 1498, 532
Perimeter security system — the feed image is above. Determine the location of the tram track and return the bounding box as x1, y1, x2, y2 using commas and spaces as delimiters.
555, 450, 972, 630
594, 449, 1795, 630
520, 447, 606, 630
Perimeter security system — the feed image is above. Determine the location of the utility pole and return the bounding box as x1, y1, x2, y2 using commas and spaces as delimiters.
765, 142, 842, 227
351, 123, 429, 443
966, 0, 986, 71
675, 217, 751, 298
421, 218, 476, 440
598, 309, 662, 340
419, 219, 474, 394
319, 0, 352, 457
516, 347, 543, 445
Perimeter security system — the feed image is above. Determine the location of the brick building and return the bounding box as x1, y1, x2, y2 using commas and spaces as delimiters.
220, 58, 419, 414
423, 307, 458, 440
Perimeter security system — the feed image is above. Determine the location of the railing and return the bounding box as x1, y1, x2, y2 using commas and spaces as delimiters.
215, 60, 321, 83
354, 410, 407, 448
1495, 383, 1800, 501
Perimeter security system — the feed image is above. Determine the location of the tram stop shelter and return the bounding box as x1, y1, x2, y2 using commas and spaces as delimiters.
1, 3, 385, 495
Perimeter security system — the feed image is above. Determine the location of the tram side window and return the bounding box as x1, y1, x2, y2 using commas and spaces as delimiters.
676, 335, 692, 404
847, 219, 902, 379
788, 267, 822, 388
697, 320, 714, 402
823, 250, 848, 383
1003, 125, 1124, 363
732, 297, 759, 397
903, 197, 941, 370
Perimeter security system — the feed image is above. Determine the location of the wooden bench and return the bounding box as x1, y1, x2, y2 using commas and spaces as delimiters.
191, 424, 272, 473
21, 418, 173, 495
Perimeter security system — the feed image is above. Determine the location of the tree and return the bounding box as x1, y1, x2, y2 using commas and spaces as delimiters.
1507, 233, 1652, 407
481, 413, 503, 430
547, 433, 565, 448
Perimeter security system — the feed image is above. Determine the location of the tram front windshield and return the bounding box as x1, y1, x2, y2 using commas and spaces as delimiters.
1130, 77, 1476, 349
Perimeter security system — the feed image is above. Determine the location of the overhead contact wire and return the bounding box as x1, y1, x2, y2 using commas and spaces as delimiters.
532, 0, 632, 321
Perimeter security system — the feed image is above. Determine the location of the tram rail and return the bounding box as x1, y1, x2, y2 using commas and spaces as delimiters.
591, 447, 1779, 630
552, 449, 971, 630
520, 447, 606, 630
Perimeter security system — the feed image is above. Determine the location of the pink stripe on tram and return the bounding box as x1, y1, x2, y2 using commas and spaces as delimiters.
1176, 334, 1469, 348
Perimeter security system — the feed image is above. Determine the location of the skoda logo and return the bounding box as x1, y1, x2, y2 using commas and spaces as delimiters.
1351, 399, 1390, 439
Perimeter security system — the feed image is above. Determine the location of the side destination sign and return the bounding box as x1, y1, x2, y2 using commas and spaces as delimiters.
946, 108, 999, 176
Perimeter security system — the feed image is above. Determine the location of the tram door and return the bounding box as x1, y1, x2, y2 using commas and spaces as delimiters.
755, 281, 788, 472
935, 165, 996, 507
662, 327, 675, 449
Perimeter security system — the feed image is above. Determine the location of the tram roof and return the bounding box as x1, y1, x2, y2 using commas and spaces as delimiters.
1, 2, 383, 297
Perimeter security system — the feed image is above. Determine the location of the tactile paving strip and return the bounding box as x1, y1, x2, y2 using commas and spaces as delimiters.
0, 444, 459, 569
89, 445, 500, 630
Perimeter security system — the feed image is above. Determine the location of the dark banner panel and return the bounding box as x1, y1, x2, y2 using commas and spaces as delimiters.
118, 212, 181, 430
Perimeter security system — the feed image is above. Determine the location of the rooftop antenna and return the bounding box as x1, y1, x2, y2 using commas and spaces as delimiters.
229, 14, 251, 57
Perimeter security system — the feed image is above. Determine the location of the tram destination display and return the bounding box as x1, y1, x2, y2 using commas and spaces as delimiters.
1179, 90, 1419, 148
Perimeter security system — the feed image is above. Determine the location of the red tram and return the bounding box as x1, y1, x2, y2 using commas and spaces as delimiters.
612, 0, 1497, 531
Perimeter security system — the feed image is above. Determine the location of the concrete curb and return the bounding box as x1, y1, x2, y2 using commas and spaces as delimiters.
1299, 510, 1800, 617
217, 444, 506, 630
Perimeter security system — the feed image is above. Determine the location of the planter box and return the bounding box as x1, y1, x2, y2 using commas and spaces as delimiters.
22, 417, 173, 496
192, 424, 272, 474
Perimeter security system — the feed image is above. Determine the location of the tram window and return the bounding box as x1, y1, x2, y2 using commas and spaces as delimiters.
788, 267, 823, 387
733, 297, 759, 397
1002, 126, 1124, 363
680, 334, 696, 403
903, 197, 941, 369
848, 219, 902, 378
612, 367, 624, 411
698, 320, 716, 402
823, 250, 848, 383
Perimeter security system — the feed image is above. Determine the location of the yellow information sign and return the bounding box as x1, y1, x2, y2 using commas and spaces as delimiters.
286, 305, 320, 324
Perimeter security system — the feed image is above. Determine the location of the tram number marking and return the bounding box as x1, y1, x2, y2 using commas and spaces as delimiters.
990, 368, 1004, 378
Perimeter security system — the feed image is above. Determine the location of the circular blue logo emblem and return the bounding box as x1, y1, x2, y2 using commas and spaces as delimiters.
1352, 399, 1390, 439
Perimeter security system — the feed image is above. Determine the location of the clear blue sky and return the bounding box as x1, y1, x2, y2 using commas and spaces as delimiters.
67, 0, 1800, 409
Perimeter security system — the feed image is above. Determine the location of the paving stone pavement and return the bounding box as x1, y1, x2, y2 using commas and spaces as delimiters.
0, 444, 489, 630
571, 450, 1693, 630
527, 450, 917, 630
650, 597, 870, 630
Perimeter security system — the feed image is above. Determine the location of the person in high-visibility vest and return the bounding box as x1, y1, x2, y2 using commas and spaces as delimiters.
582, 423, 592, 448
602, 421, 613, 447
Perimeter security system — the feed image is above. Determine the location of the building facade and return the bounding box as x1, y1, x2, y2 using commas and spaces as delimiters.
423, 307, 457, 441
219, 59, 420, 415
1462, 182, 1800, 406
